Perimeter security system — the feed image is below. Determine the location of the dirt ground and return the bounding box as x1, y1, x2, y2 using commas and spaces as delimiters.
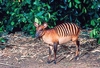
0, 30, 100, 68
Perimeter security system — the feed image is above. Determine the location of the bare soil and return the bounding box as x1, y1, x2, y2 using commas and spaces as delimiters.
0, 30, 100, 68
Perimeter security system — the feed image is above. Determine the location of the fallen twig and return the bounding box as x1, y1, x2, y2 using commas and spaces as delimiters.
0, 62, 20, 68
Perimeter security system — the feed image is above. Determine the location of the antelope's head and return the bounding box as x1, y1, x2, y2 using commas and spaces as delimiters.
34, 22, 48, 38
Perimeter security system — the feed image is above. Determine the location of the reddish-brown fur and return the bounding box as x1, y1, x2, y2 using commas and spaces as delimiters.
34, 22, 80, 64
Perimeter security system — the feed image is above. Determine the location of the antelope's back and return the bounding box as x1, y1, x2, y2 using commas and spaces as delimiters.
54, 23, 80, 37
53, 23, 80, 44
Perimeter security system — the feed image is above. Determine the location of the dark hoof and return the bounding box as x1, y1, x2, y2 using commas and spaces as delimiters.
73, 56, 79, 61
47, 60, 51, 64
54, 60, 56, 64
75, 55, 79, 60
70, 55, 79, 62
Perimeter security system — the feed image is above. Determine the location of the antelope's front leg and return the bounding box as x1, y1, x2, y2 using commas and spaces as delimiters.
47, 46, 52, 63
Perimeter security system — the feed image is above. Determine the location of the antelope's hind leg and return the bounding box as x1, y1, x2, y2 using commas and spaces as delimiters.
53, 43, 58, 64
74, 40, 80, 60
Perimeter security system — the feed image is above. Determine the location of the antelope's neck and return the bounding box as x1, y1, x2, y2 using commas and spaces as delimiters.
41, 29, 52, 37
41, 29, 58, 45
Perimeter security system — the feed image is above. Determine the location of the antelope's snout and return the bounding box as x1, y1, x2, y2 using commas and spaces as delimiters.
35, 31, 41, 38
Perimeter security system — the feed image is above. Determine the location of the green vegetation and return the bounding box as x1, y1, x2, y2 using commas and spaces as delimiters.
90, 18, 100, 44
0, 0, 100, 44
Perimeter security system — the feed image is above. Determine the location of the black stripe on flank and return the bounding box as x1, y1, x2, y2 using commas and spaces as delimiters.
59, 25, 64, 36
55, 25, 62, 36
54, 27, 58, 35
71, 23, 75, 35
73, 23, 77, 35
67, 23, 71, 35
55, 26, 59, 36
62, 23, 67, 36
64, 23, 69, 36
69, 23, 73, 35
60, 24, 65, 36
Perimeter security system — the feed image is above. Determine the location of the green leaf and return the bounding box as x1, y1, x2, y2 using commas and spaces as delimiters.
97, 18, 100, 21
6, 25, 13, 32
74, 0, 81, 4
90, 31, 93, 38
7, 11, 9, 14
60, 5, 65, 8
82, 7, 87, 13
0, 28, 2, 32
0, 37, 6, 43
46, 4, 51, 10
90, 29, 98, 38
0, 27, 3, 32
37, 7, 41, 11
1, 39, 6, 43
79, 4, 82, 9
75, 4, 78, 8
90, 20, 95, 26
48, 13, 51, 19
11, 22, 15, 26
79, 4, 81, 9
25, 0, 31, 4
36, 11, 44, 17
0, 0, 2, 3
98, 39, 100, 44
22, 18, 26, 22
33, 0, 40, 5
69, 2, 72, 8
44, 17, 48, 22
11, 13, 15, 16
14, 8, 18, 13
91, 5, 95, 9
84, 8, 87, 13
68, 0, 70, 2
93, 29, 96, 36
83, 0, 86, 3
91, 2, 96, 9
34, 17, 40, 23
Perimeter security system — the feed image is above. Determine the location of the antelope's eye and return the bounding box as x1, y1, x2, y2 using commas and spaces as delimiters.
40, 29, 43, 31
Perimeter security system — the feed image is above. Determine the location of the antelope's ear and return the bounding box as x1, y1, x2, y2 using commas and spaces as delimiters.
43, 23, 48, 28
34, 22, 39, 27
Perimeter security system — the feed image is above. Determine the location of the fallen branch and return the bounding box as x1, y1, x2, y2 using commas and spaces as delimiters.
0, 62, 20, 68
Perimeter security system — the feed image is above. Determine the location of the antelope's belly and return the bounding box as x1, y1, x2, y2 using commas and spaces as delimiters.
42, 37, 54, 45
58, 36, 72, 44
